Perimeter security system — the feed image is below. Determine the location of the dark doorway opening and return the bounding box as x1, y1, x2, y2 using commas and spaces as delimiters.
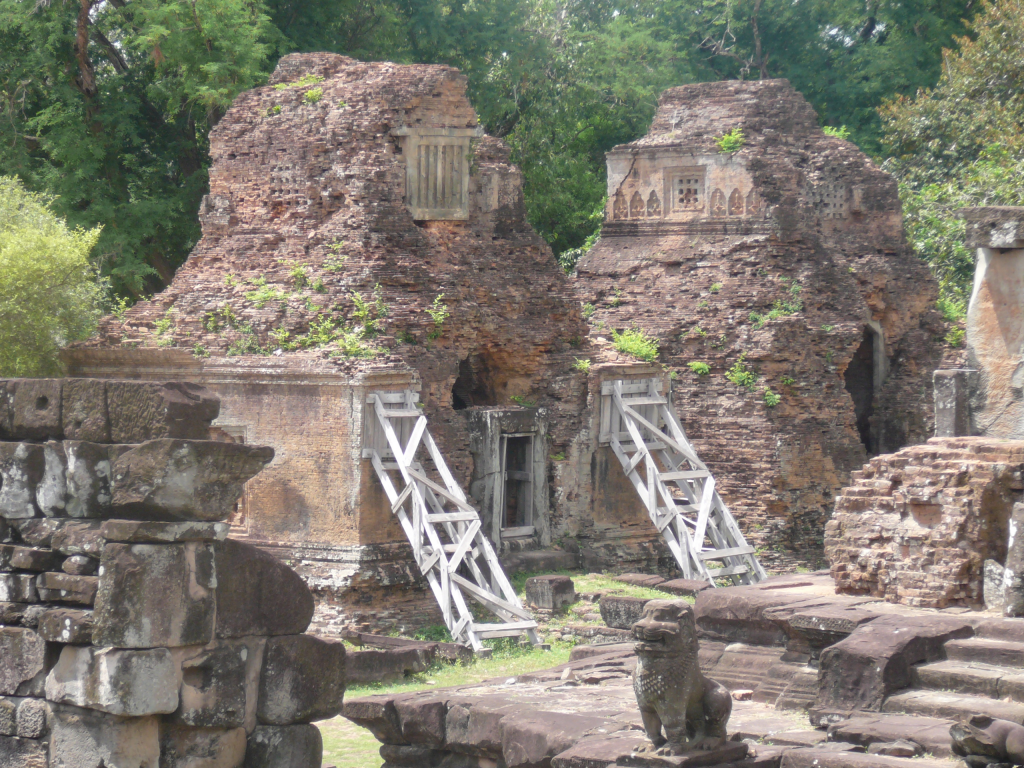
844, 327, 876, 453
452, 354, 499, 410
501, 435, 533, 531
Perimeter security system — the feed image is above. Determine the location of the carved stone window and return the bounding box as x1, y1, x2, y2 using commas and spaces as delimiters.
710, 189, 727, 217
728, 188, 743, 216
669, 168, 705, 213
647, 191, 661, 218
629, 191, 645, 219
613, 191, 628, 220
395, 126, 482, 220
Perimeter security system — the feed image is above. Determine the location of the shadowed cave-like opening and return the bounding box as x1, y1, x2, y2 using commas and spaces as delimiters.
844, 327, 876, 454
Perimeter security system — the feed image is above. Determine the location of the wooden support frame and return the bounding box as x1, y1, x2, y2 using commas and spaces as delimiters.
603, 377, 767, 586
363, 390, 541, 651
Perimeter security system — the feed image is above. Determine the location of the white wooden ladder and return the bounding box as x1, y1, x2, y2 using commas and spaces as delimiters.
362, 390, 541, 652
601, 378, 767, 585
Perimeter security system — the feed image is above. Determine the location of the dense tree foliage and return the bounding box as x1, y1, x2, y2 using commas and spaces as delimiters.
0, 0, 987, 294
0, 177, 104, 376
881, 0, 1024, 314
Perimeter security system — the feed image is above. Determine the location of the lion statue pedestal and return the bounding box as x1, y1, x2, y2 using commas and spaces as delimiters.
615, 599, 749, 767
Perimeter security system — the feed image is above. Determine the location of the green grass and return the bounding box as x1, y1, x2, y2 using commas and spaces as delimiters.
611, 327, 659, 362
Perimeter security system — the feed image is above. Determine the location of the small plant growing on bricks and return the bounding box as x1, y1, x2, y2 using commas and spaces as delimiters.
427, 293, 450, 340
611, 327, 658, 362
688, 361, 710, 376
715, 127, 745, 153
725, 353, 758, 391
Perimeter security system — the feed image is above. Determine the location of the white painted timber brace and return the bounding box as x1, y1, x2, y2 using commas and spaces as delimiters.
602, 378, 767, 585
362, 390, 541, 651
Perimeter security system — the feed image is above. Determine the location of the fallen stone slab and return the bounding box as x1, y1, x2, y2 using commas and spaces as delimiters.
158, 724, 247, 768
600, 595, 651, 630
36, 572, 98, 605
657, 579, 711, 598
615, 742, 749, 767
257, 634, 346, 724
615, 574, 666, 588
62, 378, 110, 443
214, 539, 314, 638
111, 439, 273, 521
170, 638, 265, 731
826, 714, 954, 758
526, 575, 577, 610
0, 442, 44, 519
342, 630, 473, 664
816, 614, 975, 711
106, 381, 220, 443
347, 647, 432, 685
568, 643, 635, 662
45, 646, 180, 716
93, 541, 215, 648
11, 379, 63, 440
778, 747, 952, 768
244, 724, 323, 768
0, 628, 45, 695
101, 519, 229, 543
37, 607, 94, 644
0, 734, 47, 768
343, 695, 404, 745
501, 710, 627, 768
47, 702, 161, 768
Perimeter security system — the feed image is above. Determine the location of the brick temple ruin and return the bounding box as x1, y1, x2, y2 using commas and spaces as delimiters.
61, 53, 959, 635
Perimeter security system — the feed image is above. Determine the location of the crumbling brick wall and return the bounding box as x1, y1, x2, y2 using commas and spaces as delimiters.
574, 80, 950, 569
0, 378, 346, 766
827, 437, 1024, 607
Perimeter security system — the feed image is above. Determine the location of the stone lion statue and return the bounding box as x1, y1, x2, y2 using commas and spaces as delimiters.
951, 715, 1024, 767
632, 599, 732, 755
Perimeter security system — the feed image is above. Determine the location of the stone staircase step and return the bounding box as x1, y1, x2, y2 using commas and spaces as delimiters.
882, 689, 1024, 722
911, 660, 1024, 701
945, 637, 1024, 668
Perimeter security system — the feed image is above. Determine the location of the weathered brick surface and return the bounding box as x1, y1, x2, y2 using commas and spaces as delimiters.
575, 80, 953, 568
827, 437, 1024, 607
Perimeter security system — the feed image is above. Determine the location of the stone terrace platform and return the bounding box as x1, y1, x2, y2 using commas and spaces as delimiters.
343, 573, 1024, 768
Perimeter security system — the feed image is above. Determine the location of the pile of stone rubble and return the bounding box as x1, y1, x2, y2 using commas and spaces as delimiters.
0, 378, 345, 767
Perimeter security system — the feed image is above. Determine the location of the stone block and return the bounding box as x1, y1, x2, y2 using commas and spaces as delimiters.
0, 697, 13, 735
159, 724, 247, 768
93, 542, 215, 648
961, 206, 1024, 249
16, 697, 47, 738
257, 635, 346, 725
0, 735, 47, 768
63, 554, 99, 575
48, 702, 161, 768
106, 381, 220, 443
214, 539, 314, 638
12, 518, 62, 547
12, 378, 63, 440
65, 442, 126, 518
500, 711, 621, 768
1004, 502, 1024, 617
171, 638, 265, 731
244, 724, 322, 768
657, 579, 712, 598
599, 595, 651, 630
38, 607, 94, 644
37, 440, 68, 515
985, 559, 1006, 612
101, 519, 229, 543
62, 378, 110, 443
614, 573, 666, 588
0, 573, 38, 602
525, 575, 576, 610
346, 648, 431, 685
36, 572, 98, 605
111, 439, 273, 521
51, 520, 104, 557
933, 370, 971, 438
0, 628, 45, 695
0, 600, 44, 627
0, 443, 44, 519
0, 544, 56, 572
45, 646, 179, 716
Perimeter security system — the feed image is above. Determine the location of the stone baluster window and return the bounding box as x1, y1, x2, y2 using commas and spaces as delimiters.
395, 126, 482, 220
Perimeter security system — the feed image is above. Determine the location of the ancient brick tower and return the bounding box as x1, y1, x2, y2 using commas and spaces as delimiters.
574, 79, 949, 568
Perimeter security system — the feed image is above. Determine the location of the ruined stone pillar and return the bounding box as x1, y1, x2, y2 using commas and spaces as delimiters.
962, 207, 1024, 438
933, 369, 972, 437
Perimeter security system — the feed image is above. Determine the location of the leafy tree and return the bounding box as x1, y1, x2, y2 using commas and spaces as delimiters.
881, 0, 1024, 313
0, 177, 104, 376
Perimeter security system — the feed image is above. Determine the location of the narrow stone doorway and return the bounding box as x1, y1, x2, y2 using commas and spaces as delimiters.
500, 434, 534, 536
844, 326, 876, 453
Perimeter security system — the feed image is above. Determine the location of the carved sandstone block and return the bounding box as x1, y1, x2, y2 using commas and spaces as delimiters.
0, 628, 46, 695
47, 702, 161, 767
111, 439, 273, 521
106, 381, 219, 443
62, 378, 111, 443
0, 443, 44, 519
244, 725, 323, 768
11, 379, 62, 440
169, 638, 266, 731
257, 635, 346, 725
159, 724, 247, 768
45, 646, 179, 716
